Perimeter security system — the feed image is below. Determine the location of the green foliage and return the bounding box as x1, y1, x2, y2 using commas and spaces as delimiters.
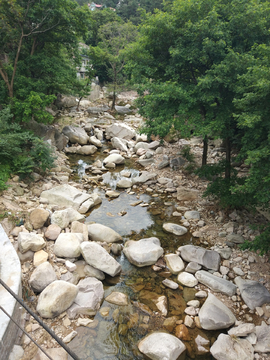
241, 224, 270, 255
180, 145, 195, 163
0, 165, 10, 191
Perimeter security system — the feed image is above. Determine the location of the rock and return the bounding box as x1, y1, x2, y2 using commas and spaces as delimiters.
33, 250, 48, 267
148, 140, 160, 150
199, 293, 236, 330
115, 105, 132, 114
184, 315, 195, 328
8, 345, 24, 360
216, 248, 232, 260
234, 276, 270, 310
176, 187, 199, 201
62, 126, 89, 145
40, 184, 91, 210
111, 243, 122, 256
116, 178, 132, 188
106, 190, 120, 198
177, 272, 198, 287
32, 348, 68, 360
195, 290, 208, 298
67, 277, 104, 318
71, 221, 88, 242
138, 332, 186, 360
228, 323, 255, 337
29, 209, 50, 229
233, 266, 244, 276
81, 241, 121, 277
175, 324, 191, 341
132, 171, 157, 185
210, 333, 254, 360
29, 262, 57, 293
105, 292, 128, 306
158, 158, 170, 170
162, 279, 179, 290
165, 254, 185, 274
111, 137, 128, 152
155, 295, 168, 316
89, 135, 102, 148
87, 105, 110, 114
63, 330, 77, 343
77, 145, 97, 155
254, 322, 270, 353
45, 224, 61, 240
54, 233, 84, 258
88, 223, 122, 243
123, 237, 164, 267
163, 223, 187, 236
84, 264, 105, 280
37, 280, 78, 318
137, 158, 155, 167
134, 142, 149, 152
195, 335, 210, 355
184, 211, 200, 220
178, 245, 221, 271
185, 262, 202, 274
195, 270, 237, 296
18, 232, 45, 253
51, 208, 85, 229
103, 153, 125, 165
226, 233, 245, 244
105, 123, 136, 140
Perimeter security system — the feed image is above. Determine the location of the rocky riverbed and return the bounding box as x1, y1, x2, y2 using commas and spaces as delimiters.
2, 91, 270, 360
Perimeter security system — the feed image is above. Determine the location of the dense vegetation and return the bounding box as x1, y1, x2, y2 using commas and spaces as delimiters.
1, 0, 270, 252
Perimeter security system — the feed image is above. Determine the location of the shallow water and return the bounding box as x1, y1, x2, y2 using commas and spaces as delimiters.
67, 150, 216, 360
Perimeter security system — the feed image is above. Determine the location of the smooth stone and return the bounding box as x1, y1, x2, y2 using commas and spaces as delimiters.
163, 223, 187, 236
195, 270, 237, 296
116, 178, 132, 188
138, 332, 186, 360
29, 262, 57, 293
185, 262, 202, 274
18, 232, 45, 253
254, 322, 270, 352
111, 137, 128, 152
210, 333, 254, 360
234, 276, 270, 310
70, 221, 88, 242
29, 209, 50, 230
123, 237, 164, 267
37, 280, 78, 318
199, 293, 236, 330
105, 190, 120, 198
187, 300, 200, 308
33, 250, 48, 267
165, 254, 185, 274
195, 290, 208, 298
137, 158, 155, 167
184, 211, 200, 220
81, 241, 121, 277
88, 223, 122, 243
77, 145, 97, 155
228, 323, 256, 337
45, 224, 61, 241
233, 267, 245, 276
178, 245, 221, 271
177, 272, 198, 287
162, 279, 179, 290
134, 142, 149, 152
105, 292, 128, 306
103, 154, 125, 165
8, 345, 24, 360
54, 233, 84, 258
89, 135, 102, 148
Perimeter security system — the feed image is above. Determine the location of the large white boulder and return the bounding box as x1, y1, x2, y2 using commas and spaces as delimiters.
103, 153, 125, 165
36, 280, 78, 318
210, 333, 254, 360
195, 270, 237, 296
163, 223, 187, 236
29, 262, 57, 293
123, 237, 164, 267
105, 123, 136, 140
18, 233, 45, 254
51, 208, 85, 229
87, 223, 122, 243
111, 137, 128, 152
62, 126, 89, 145
165, 254, 185, 274
54, 233, 84, 258
80, 242, 121, 277
178, 245, 221, 271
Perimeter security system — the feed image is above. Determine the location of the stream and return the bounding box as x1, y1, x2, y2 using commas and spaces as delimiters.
66, 146, 216, 360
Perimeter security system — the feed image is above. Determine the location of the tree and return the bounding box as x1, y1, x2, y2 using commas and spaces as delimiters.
90, 21, 137, 108
117, 0, 163, 24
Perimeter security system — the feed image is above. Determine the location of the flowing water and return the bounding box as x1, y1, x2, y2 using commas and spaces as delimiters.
67, 148, 217, 360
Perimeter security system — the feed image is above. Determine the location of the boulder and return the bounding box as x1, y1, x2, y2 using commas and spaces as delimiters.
195, 270, 237, 296
40, 185, 91, 210
18, 233, 45, 253
36, 280, 78, 318
67, 277, 104, 318
165, 254, 185, 274
51, 208, 85, 229
45, 224, 61, 241
123, 237, 164, 267
177, 272, 198, 287
103, 154, 125, 165
184, 211, 200, 220
84, 265, 105, 280
228, 323, 255, 337
134, 142, 149, 152
185, 262, 202, 274
76, 145, 97, 155
210, 333, 254, 360
62, 126, 89, 145
87, 223, 122, 243
105, 292, 128, 306
177, 187, 199, 201
105, 123, 136, 140
111, 137, 128, 152
105, 190, 120, 198
115, 105, 132, 114
71, 221, 88, 242
137, 159, 155, 167
138, 332, 186, 360
54, 233, 84, 258
116, 178, 132, 188
148, 140, 160, 150
163, 223, 187, 236
254, 321, 270, 353
81, 241, 121, 277
132, 171, 157, 185
29, 209, 50, 230
86, 105, 109, 114
89, 136, 102, 148
29, 262, 57, 293
234, 276, 270, 310
226, 233, 245, 244
178, 245, 221, 271
33, 250, 48, 267
199, 293, 236, 330
195, 335, 210, 355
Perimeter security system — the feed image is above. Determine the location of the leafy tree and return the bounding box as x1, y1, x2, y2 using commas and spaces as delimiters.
117, 0, 163, 24
90, 21, 137, 108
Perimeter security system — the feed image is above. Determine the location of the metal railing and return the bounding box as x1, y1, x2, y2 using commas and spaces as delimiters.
0, 278, 80, 360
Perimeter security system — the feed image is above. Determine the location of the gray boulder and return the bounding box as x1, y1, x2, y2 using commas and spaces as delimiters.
132, 171, 157, 185
54, 233, 84, 258
18, 233, 45, 254
165, 254, 185, 274
210, 333, 254, 360
87, 223, 122, 243
195, 270, 237, 296
67, 277, 104, 318
116, 178, 132, 188
111, 137, 128, 152
178, 245, 221, 271
184, 211, 200, 220
105, 123, 136, 140
51, 208, 85, 229
134, 142, 149, 152
81, 242, 121, 277
177, 187, 199, 201
163, 223, 187, 236
138, 332, 186, 360
29, 262, 57, 293
77, 145, 97, 155
62, 126, 89, 145
185, 262, 202, 274
226, 233, 245, 244
199, 293, 236, 330
103, 154, 125, 165
228, 323, 255, 337
84, 265, 105, 280
89, 136, 102, 148
254, 321, 270, 353
123, 237, 164, 267
137, 159, 155, 167
86, 105, 110, 114
115, 105, 132, 114
234, 276, 270, 310
36, 280, 78, 318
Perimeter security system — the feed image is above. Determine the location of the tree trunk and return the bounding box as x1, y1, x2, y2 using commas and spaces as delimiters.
202, 135, 208, 166
111, 73, 117, 110
225, 137, 231, 179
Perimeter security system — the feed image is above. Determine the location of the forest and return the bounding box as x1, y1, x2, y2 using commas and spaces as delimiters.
0, 0, 270, 252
